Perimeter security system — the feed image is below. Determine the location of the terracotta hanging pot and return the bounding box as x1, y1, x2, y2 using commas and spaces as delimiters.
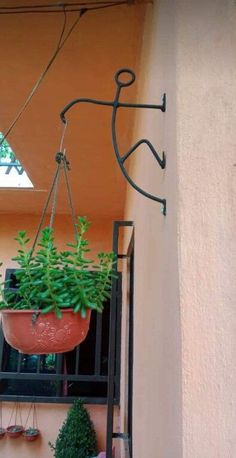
22, 402, 40, 442
23, 428, 40, 442
6, 402, 24, 438
1, 308, 91, 354
0, 402, 5, 439
0, 427, 6, 439
6, 425, 24, 438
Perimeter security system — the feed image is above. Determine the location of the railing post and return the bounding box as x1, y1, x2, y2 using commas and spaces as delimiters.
106, 221, 119, 458
106, 221, 134, 458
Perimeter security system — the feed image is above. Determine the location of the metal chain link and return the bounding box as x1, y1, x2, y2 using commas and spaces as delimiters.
49, 157, 63, 228
31, 120, 77, 254
62, 151, 77, 239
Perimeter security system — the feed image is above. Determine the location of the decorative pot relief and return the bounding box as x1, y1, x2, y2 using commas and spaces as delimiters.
1, 309, 91, 354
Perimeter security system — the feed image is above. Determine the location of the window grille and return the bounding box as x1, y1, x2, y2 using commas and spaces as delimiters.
0, 133, 23, 175
0, 133, 33, 187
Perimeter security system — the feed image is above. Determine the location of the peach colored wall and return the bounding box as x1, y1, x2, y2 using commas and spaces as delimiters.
123, 0, 236, 457
0, 403, 115, 458
176, 0, 236, 457
0, 213, 119, 457
0, 3, 145, 219
123, 1, 182, 457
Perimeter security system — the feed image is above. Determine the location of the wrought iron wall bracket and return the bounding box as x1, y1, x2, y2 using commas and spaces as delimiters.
60, 68, 167, 215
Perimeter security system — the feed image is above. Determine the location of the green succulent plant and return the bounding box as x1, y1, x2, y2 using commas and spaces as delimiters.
23, 427, 39, 436
8, 425, 23, 432
0, 216, 116, 318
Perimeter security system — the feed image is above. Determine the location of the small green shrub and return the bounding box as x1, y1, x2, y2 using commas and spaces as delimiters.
49, 399, 98, 458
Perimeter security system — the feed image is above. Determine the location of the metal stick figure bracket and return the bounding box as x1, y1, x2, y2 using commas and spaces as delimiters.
60, 68, 167, 215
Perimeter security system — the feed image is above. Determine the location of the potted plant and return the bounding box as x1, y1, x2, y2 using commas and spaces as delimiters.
22, 402, 40, 442
0, 216, 116, 354
0, 402, 5, 439
23, 427, 40, 442
6, 425, 24, 438
6, 402, 24, 438
0, 427, 6, 439
49, 399, 98, 457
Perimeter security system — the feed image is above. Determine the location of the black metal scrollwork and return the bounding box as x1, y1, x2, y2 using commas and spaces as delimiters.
60, 68, 167, 215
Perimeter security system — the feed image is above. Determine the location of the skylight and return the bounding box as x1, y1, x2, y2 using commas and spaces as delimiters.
0, 133, 33, 188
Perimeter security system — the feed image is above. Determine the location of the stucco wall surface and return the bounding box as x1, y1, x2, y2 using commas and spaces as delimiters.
124, 1, 182, 457
176, 0, 236, 457
123, 0, 236, 457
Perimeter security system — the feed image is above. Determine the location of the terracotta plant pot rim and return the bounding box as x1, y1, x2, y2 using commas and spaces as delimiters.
23, 429, 40, 434
7, 425, 24, 437
0, 428, 6, 439
1, 308, 79, 314
7, 425, 24, 430
23, 428, 40, 437
23, 428, 40, 440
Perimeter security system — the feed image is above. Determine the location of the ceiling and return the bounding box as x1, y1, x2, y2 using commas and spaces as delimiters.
0, 1, 146, 219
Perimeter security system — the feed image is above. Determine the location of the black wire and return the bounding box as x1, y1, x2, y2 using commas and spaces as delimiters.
57, 8, 87, 49
0, 3, 126, 14
0, 1, 122, 9
0, 8, 86, 148
80, 2, 126, 12
58, 5, 67, 48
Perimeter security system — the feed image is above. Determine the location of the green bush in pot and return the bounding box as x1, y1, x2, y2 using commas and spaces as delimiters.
49, 399, 98, 458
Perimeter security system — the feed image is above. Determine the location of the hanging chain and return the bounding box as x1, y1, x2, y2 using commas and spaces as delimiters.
8, 402, 22, 427
49, 154, 63, 228
23, 402, 39, 430
17, 402, 22, 425
7, 403, 14, 427
49, 121, 69, 228
59, 120, 68, 152
0, 401, 2, 428
33, 403, 39, 430
62, 151, 77, 239
14, 402, 17, 425
31, 162, 61, 256
24, 403, 32, 430
31, 120, 77, 254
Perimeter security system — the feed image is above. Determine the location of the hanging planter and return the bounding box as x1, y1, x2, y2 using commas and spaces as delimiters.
0, 402, 6, 439
23, 428, 40, 442
6, 403, 24, 438
0, 152, 116, 355
0, 428, 6, 439
7, 425, 24, 438
22, 403, 40, 442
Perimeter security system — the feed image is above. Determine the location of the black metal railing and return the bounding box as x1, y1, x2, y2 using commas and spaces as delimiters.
0, 221, 134, 458
106, 221, 134, 458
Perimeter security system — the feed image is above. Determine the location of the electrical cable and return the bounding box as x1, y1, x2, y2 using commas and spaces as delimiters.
0, 1, 122, 10
0, 8, 86, 148
0, 2, 127, 14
